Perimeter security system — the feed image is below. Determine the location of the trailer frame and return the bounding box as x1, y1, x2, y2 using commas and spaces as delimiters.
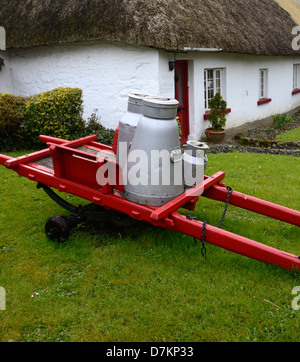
0, 134, 299, 271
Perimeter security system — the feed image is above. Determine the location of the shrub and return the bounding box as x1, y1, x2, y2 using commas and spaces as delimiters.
0, 94, 27, 135
207, 93, 227, 132
75, 110, 115, 146
272, 114, 294, 129
0, 89, 115, 150
176, 116, 182, 137
23, 87, 85, 147
0, 94, 30, 150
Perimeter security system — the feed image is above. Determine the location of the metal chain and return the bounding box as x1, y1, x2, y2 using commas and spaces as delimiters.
192, 220, 207, 260
217, 186, 233, 229
189, 186, 233, 260
200, 221, 207, 259
191, 222, 207, 259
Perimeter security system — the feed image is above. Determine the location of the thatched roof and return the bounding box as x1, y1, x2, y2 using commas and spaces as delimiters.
275, 0, 300, 25
0, 0, 299, 56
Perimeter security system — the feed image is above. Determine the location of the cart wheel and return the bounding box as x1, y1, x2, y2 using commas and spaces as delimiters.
45, 216, 70, 243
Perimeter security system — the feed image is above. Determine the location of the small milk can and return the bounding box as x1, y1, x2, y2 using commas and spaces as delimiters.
182, 141, 209, 189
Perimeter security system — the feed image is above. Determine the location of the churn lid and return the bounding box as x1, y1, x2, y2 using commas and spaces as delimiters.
128, 93, 149, 113
143, 96, 179, 119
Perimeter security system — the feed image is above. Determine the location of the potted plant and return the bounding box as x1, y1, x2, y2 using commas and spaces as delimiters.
205, 93, 227, 143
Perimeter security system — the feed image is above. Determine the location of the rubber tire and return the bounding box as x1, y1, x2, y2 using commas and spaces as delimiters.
45, 216, 70, 243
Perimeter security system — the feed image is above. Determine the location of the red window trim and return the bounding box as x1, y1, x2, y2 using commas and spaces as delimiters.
292, 89, 300, 95
204, 108, 231, 120
257, 98, 272, 106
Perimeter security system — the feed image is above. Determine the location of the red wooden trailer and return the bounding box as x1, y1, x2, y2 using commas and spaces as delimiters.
0, 133, 299, 271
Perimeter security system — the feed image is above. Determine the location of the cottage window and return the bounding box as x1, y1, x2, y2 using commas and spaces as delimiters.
257, 69, 271, 106
293, 64, 300, 89
203, 68, 231, 120
259, 69, 268, 99
293, 64, 300, 95
204, 68, 225, 109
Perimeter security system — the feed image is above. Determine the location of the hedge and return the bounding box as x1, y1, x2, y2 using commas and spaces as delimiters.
0, 93, 28, 141
0, 88, 115, 150
23, 87, 85, 148
76, 110, 115, 146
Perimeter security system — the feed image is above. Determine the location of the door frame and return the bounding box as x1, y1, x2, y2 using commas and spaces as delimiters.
175, 60, 190, 144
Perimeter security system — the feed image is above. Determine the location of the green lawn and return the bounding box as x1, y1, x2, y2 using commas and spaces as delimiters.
0, 151, 299, 342
275, 127, 300, 142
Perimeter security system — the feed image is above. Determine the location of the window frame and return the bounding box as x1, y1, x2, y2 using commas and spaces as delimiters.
293, 64, 300, 95
257, 68, 271, 106
259, 69, 268, 100
203, 67, 231, 120
204, 68, 225, 110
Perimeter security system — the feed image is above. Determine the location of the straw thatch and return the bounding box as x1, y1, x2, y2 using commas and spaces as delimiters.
275, 0, 300, 26
0, 0, 299, 55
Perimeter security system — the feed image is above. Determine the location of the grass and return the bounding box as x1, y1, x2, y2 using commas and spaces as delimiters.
275, 127, 300, 142
0, 150, 299, 342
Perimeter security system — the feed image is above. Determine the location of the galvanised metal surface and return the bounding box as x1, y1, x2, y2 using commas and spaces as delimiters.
116, 93, 148, 165
182, 141, 209, 189
123, 96, 184, 206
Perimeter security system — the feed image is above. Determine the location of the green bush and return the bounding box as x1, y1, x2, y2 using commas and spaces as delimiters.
0, 94, 28, 149
75, 110, 115, 146
0, 88, 115, 150
0, 93, 30, 151
272, 113, 294, 129
23, 87, 85, 147
207, 93, 227, 132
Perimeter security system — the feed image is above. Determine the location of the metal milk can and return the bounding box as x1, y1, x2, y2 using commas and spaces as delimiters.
116, 93, 148, 165
123, 96, 184, 206
182, 141, 209, 189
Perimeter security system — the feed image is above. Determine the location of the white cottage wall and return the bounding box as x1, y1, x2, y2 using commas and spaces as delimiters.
6, 41, 162, 129
175, 52, 300, 140
158, 51, 175, 97
2, 43, 300, 142
0, 50, 13, 94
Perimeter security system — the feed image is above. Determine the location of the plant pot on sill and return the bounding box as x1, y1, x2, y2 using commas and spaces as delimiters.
205, 128, 226, 143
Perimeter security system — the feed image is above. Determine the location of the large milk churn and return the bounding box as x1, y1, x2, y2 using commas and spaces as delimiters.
123, 96, 184, 206
182, 141, 209, 189
116, 93, 148, 165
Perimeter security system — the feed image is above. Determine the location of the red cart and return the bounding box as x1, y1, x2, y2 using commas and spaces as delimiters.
0, 133, 299, 271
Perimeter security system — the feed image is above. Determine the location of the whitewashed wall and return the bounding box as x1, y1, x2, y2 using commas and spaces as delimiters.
1, 41, 300, 141
177, 52, 300, 140
0, 50, 13, 94
4, 42, 167, 129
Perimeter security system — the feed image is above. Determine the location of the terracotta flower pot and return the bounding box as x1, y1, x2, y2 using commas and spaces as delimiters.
205, 128, 226, 143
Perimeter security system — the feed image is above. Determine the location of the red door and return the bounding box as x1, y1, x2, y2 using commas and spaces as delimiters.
175, 60, 190, 144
